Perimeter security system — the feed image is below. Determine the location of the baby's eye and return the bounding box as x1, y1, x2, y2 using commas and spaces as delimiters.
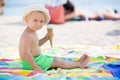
34, 20, 37, 22
40, 21, 44, 23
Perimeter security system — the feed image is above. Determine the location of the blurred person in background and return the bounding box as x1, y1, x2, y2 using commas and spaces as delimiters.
0, 0, 5, 15
63, 0, 120, 21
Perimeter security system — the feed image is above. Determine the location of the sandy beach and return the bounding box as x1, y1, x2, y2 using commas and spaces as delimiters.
0, 16, 120, 48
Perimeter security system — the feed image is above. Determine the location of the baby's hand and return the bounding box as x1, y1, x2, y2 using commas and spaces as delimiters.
34, 67, 46, 73
38, 70, 46, 73
35, 69, 46, 73
46, 32, 53, 40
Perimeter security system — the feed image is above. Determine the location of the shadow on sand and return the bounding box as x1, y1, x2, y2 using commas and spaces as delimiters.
106, 30, 120, 36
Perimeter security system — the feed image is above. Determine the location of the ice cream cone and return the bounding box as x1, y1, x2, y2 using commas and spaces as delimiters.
47, 27, 53, 47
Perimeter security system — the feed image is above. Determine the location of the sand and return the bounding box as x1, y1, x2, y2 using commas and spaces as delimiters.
0, 16, 120, 48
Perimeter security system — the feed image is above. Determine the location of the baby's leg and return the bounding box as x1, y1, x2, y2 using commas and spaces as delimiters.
50, 54, 89, 69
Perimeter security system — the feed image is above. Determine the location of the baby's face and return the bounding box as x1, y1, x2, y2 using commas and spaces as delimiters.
25, 11, 46, 31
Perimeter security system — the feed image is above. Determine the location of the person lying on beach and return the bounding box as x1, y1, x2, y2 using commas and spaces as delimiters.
63, 0, 120, 21
46, 0, 120, 24
19, 6, 89, 73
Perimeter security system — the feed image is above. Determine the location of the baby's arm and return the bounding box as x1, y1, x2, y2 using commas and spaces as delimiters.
25, 50, 45, 73
23, 35, 45, 73
38, 33, 51, 46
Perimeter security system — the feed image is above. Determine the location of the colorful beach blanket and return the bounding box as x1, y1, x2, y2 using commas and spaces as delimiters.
0, 45, 120, 80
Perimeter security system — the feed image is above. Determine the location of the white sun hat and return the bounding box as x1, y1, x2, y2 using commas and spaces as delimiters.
23, 6, 50, 24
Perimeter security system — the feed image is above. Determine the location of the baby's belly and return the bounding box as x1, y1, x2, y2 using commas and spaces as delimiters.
31, 46, 41, 56
20, 52, 40, 60
31, 49, 41, 57
32, 52, 40, 56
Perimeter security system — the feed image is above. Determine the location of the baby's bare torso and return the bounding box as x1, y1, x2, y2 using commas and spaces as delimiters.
19, 30, 41, 60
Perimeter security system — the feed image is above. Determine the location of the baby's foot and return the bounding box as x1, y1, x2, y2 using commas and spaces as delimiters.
79, 54, 89, 68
